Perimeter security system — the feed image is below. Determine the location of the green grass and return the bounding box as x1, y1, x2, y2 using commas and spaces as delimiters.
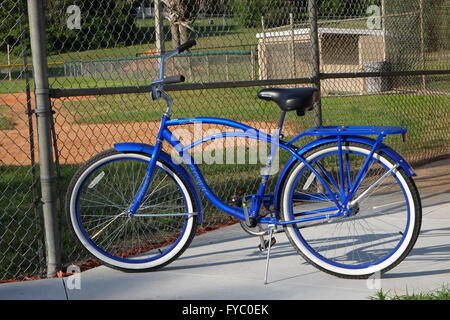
424, 75, 450, 92
0, 80, 33, 94
60, 86, 270, 123
48, 17, 256, 63
63, 91, 448, 124
60, 91, 450, 151
56, 89, 449, 168
1, 15, 449, 279
0, 149, 286, 279
0, 163, 44, 279
0, 16, 258, 94
0, 104, 15, 130
0, 163, 79, 280
1, 88, 448, 279
58, 90, 450, 162
372, 285, 450, 300
317, 18, 369, 29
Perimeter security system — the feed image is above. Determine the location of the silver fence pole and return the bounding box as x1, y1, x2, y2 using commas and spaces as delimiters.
27, 0, 61, 277
308, 0, 322, 127
155, 0, 165, 55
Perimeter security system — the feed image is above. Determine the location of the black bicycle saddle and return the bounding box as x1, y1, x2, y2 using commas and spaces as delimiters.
257, 87, 319, 116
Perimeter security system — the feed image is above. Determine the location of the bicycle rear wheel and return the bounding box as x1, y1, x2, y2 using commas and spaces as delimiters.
280, 141, 421, 278
65, 149, 198, 272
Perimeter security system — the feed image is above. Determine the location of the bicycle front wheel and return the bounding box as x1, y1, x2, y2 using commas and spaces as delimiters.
280, 141, 421, 278
65, 149, 198, 272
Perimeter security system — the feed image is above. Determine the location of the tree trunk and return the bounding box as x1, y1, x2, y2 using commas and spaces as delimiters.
179, 23, 191, 77
171, 22, 180, 50
179, 24, 189, 44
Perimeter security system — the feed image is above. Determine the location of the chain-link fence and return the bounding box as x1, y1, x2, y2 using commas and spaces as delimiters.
61, 50, 255, 82
0, 0, 45, 281
1, 0, 449, 281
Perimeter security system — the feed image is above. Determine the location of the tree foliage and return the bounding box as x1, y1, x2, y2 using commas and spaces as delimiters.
1, 0, 137, 57
229, 0, 382, 28
0, 0, 28, 56
161, 0, 212, 49
230, 0, 308, 28
45, 0, 137, 55
317, 0, 380, 18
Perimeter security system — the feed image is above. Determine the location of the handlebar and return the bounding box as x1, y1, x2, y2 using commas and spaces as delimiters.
162, 75, 185, 85
152, 39, 196, 89
151, 40, 196, 103
178, 39, 196, 53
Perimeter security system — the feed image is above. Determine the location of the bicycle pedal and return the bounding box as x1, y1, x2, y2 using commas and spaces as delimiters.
258, 237, 276, 251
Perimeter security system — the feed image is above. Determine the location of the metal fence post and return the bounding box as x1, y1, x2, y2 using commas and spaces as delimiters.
155, 0, 165, 55
290, 13, 296, 79
419, 0, 426, 90
308, 0, 322, 127
27, 0, 61, 277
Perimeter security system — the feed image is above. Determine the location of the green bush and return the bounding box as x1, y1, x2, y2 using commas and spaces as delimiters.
230, 0, 307, 28
229, 0, 381, 28
0, 0, 138, 57
45, 0, 137, 55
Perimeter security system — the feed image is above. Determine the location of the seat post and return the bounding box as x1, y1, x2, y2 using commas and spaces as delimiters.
276, 111, 287, 136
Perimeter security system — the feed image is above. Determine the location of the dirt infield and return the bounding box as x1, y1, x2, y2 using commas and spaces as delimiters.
1, 92, 300, 166
1, 92, 158, 165
1, 92, 36, 166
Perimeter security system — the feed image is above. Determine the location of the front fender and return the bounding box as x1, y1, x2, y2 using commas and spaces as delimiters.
273, 136, 416, 216
114, 142, 203, 224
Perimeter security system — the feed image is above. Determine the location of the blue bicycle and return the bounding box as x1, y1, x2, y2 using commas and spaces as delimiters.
66, 40, 421, 279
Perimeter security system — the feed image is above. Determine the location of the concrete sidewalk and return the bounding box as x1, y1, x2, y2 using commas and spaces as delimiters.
0, 158, 449, 300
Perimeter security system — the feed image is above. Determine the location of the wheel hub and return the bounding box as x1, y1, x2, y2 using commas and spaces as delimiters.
347, 202, 360, 216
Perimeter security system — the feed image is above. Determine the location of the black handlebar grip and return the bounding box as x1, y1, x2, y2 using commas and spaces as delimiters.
162, 75, 185, 84
178, 40, 196, 53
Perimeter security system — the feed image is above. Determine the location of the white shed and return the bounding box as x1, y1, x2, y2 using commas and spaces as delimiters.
256, 28, 386, 93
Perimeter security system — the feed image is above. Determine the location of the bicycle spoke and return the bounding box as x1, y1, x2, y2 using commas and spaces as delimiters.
69, 151, 197, 269
282, 142, 418, 276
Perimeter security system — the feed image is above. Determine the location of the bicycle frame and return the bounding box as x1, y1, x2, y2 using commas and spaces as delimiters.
161, 116, 343, 224
120, 44, 415, 228
126, 113, 305, 222
122, 107, 413, 227
67, 40, 422, 280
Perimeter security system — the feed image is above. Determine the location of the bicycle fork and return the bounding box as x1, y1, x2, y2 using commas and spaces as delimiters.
127, 115, 169, 216
127, 140, 163, 216
128, 91, 173, 217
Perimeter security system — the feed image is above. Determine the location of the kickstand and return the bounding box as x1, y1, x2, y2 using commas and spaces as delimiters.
264, 224, 275, 285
